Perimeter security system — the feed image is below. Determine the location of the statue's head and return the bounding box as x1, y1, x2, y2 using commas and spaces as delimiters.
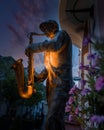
39, 20, 59, 39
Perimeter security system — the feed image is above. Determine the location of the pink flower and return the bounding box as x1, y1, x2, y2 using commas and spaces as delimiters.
69, 85, 77, 94
95, 76, 104, 91
68, 96, 74, 104
75, 107, 79, 115
68, 115, 74, 121
65, 105, 71, 112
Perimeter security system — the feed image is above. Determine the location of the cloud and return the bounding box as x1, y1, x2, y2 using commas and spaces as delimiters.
7, 25, 24, 45
7, 0, 50, 46
5, 0, 59, 68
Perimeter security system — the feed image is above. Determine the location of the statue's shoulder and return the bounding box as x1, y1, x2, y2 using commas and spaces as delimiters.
60, 30, 69, 36
61, 30, 72, 42
61, 30, 70, 37
58, 30, 67, 36
58, 30, 71, 40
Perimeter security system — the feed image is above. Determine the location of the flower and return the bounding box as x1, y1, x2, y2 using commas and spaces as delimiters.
80, 79, 87, 87
90, 115, 104, 124
75, 107, 79, 115
82, 36, 91, 46
68, 96, 74, 104
69, 85, 78, 94
95, 76, 104, 91
87, 53, 96, 60
79, 63, 89, 71
68, 115, 74, 121
65, 105, 71, 112
81, 88, 91, 96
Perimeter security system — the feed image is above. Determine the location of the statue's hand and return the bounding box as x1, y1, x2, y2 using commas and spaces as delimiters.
25, 45, 32, 56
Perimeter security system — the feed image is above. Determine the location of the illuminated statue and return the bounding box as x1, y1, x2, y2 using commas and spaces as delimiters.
25, 20, 72, 130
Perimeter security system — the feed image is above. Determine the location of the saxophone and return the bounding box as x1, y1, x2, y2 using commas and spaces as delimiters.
12, 32, 45, 98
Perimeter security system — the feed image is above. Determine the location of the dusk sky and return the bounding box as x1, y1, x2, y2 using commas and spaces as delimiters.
0, 0, 59, 64
0, 0, 79, 74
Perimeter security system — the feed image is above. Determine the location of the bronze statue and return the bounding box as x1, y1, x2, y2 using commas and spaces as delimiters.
25, 20, 73, 130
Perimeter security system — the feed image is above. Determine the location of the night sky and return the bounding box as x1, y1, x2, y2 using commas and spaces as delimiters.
0, 0, 79, 75
0, 0, 59, 66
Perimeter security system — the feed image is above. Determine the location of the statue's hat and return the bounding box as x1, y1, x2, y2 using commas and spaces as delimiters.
39, 20, 59, 33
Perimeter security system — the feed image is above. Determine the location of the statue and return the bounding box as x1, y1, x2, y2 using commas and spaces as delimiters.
25, 20, 73, 130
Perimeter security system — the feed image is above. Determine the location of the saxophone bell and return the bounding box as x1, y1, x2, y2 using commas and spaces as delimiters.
12, 59, 34, 99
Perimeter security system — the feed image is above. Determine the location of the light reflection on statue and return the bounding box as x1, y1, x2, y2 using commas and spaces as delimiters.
25, 20, 73, 130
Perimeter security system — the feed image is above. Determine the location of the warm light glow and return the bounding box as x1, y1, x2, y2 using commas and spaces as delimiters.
50, 52, 60, 67
12, 58, 35, 99
19, 85, 34, 98
46, 32, 55, 39
45, 52, 62, 87
49, 33, 55, 39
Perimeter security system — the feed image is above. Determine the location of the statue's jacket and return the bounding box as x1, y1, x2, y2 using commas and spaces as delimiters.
30, 30, 72, 100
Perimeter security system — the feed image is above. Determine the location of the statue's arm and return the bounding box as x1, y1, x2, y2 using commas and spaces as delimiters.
25, 30, 67, 55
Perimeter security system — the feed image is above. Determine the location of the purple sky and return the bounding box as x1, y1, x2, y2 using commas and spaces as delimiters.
0, 0, 79, 76
0, 0, 59, 66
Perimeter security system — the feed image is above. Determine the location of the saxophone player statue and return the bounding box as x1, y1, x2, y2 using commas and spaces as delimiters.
25, 20, 73, 130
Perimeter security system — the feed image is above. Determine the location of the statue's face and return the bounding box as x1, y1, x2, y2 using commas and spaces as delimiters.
46, 31, 55, 39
